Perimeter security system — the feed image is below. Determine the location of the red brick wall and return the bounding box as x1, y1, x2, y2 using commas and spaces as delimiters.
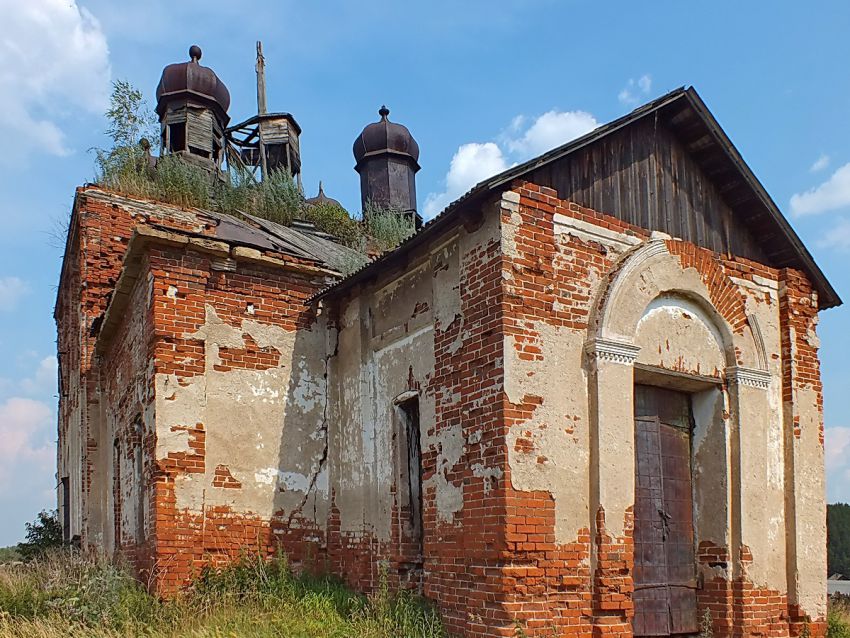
144, 244, 329, 591
59, 184, 827, 638
98, 251, 156, 576
494, 180, 825, 638
56, 187, 215, 544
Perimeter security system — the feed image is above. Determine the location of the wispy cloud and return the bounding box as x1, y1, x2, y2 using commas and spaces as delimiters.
423, 143, 509, 221
0, 0, 111, 162
423, 109, 599, 219
817, 218, 850, 253
810, 154, 830, 173
20, 356, 57, 397
826, 426, 850, 503
0, 397, 55, 496
790, 163, 850, 216
618, 74, 652, 106
503, 110, 598, 158
0, 276, 29, 312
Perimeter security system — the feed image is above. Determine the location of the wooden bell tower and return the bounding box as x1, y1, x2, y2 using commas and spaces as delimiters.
226, 42, 303, 188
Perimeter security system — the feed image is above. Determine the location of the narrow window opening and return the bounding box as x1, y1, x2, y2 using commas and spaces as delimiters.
168, 122, 186, 152
397, 394, 424, 587
400, 398, 423, 544
60, 476, 70, 543
133, 416, 145, 544
112, 437, 122, 549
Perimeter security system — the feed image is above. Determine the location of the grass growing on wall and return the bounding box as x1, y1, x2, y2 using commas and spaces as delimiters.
92, 80, 417, 258
0, 551, 445, 638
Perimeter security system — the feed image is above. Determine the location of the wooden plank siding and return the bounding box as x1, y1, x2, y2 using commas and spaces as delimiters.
527, 117, 769, 264
187, 109, 213, 154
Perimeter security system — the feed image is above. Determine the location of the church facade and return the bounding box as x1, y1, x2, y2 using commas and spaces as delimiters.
56, 48, 837, 638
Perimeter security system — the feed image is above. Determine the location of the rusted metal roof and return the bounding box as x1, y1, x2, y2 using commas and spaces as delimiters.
239, 212, 366, 273
353, 106, 420, 169
312, 87, 841, 309
156, 45, 230, 123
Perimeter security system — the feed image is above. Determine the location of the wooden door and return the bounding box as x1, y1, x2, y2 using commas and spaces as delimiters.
633, 385, 698, 636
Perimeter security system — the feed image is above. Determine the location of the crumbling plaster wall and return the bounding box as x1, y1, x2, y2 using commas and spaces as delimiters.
329, 230, 471, 539
149, 245, 332, 547
98, 254, 157, 561
56, 188, 228, 550
326, 203, 505, 632
154, 303, 329, 521
499, 181, 824, 634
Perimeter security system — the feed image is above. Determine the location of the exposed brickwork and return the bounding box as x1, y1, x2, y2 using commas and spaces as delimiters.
493, 181, 826, 638
779, 268, 823, 438
58, 182, 827, 638
144, 243, 330, 591
212, 465, 242, 489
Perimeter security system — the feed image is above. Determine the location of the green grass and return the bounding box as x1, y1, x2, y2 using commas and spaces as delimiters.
0, 548, 21, 565
830, 597, 850, 638
94, 144, 415, 256
0, 551, 444, 638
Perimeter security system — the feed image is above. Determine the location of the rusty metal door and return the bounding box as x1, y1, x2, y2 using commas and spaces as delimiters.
633, 385, 698, 636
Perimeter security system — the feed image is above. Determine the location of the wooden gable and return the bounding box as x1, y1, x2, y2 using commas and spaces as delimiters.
312, 88, 840, 309
525, 116, 769, 265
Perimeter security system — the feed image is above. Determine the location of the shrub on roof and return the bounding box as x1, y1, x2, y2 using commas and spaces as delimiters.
93, 80, 418, 262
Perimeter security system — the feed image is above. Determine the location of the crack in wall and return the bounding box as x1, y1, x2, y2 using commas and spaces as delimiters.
286, 325, 337, 528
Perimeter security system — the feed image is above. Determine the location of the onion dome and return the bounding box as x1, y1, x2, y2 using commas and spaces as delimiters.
353, 106, 420, 170
305, 181, 344, 209
156, 45, 231, 123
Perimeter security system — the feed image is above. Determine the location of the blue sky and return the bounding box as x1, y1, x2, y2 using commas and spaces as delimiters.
1, 0, 849, 546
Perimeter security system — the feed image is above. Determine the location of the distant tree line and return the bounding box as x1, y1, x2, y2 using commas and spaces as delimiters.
829, 503, 850, 578
0, 509, 62, 563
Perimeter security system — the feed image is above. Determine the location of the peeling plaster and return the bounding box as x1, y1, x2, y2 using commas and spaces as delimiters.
636, 295, 725, 377
155, 304, 329, 521
505, 320, 590, 542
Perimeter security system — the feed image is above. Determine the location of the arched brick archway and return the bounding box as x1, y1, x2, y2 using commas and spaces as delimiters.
584, 238, 774, 637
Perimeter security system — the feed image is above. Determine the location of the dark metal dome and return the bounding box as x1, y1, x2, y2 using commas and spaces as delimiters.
155, 45, 230, 120
305, 182, 344, 209
353, 106, 420, 169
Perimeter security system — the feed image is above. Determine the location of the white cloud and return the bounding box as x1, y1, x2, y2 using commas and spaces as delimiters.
504, 110, 598, 158
618, 74, 653, 106
817, 218, 850, 253
826, 426, 850, 503
0, 397, 55, 493
0, 0, 111, 161
826, 426, 850, 472
0, 276, 29, 312
20, 356, 58, 396
423, 109, 599, 219
790, 163, 850, 216
810, 154, 830, 173
423, 143, 508, 220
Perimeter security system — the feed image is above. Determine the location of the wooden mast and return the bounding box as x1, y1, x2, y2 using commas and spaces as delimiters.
255, 41, 269, 179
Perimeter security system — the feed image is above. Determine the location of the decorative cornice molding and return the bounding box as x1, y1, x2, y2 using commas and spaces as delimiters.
726, 366, 772, 389
553, 213, 642, 249
599, 239, 669, 330
585, 338, 641, 366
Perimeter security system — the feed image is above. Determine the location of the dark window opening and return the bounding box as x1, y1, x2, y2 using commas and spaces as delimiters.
188, 145, 210, 159
133, 416, 145, 544
112, 438, 122, 548
398, 397, 423, 562
168, 122, 186, 152
60, 476, 70, 543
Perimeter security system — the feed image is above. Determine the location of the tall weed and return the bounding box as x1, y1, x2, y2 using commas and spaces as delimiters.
0, 550, 444, 638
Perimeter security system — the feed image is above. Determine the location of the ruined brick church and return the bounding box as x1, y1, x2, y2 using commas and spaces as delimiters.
56, 46, 838, 637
